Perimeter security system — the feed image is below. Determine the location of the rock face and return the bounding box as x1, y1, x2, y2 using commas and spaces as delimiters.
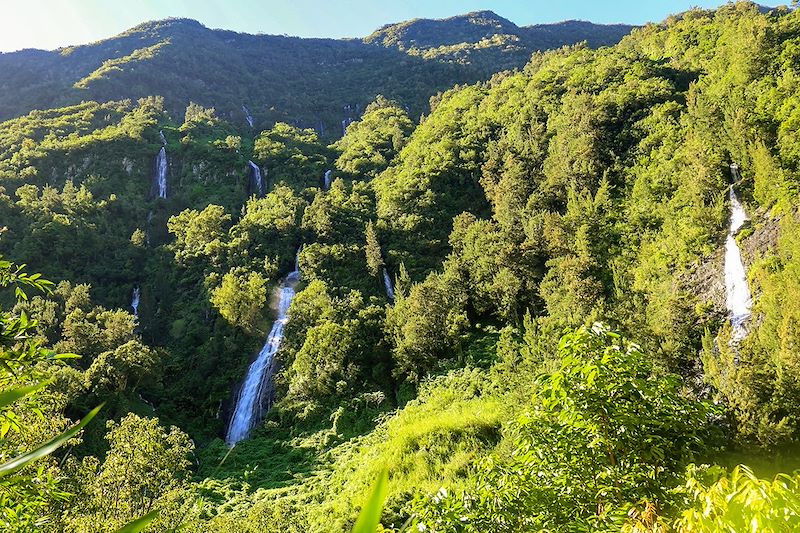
681, 206, 780, 317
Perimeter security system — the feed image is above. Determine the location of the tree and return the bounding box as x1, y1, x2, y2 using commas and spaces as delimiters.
385, 270, 469, 381
210, 269, 268, 334
168, 205, 231, 270
364, 221, 384, 278
85, 340, 160, 395
67, 414, 194, 532
333, 96, 414, 178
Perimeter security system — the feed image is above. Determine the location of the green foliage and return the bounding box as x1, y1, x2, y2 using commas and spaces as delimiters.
704, 213, 800, 446
364, 221, 384, 278
678, 464, 800, 532
254, 123, 329, 189
4, 3, 800, 531
385, 269, 469, 381
352, 468, 389, 533
411, 324, 719, 532
211, 270, 268, 334
66, 413, 194, 532
334, 97, 414, 179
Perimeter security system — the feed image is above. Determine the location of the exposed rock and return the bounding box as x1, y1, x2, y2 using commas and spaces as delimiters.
121, 157, 135, 174
680, 205, 780, 318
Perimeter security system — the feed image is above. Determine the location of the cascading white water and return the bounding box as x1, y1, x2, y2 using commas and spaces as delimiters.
156, 147, 168, 199
242, 105, 254, 128
226, 250, 301, 445
159, 129, 167, 146
131, 286, 141, 318
725, 163, 753, 342
248, 160, 264, 196
323, 169, 332, 190
383, 268, 395, 301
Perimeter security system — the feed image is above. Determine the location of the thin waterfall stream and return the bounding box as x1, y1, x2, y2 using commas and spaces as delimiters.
155, 147, 168, 198
242, 105, 254, 128
724, 163, 753, 342
248, 160, 264, 196
131, 287, 141, 318
383, 267, 395, 301
226, 249, 301, 445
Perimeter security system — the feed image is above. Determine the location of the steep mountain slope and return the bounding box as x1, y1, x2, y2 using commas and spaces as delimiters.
0, 13, 633, 134
4, 2, 800, 531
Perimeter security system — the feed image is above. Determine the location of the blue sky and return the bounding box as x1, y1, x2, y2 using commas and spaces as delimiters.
0, 0, 786, 53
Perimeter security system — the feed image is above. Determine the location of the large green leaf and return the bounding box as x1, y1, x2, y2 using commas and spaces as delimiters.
352, 467, 389, 533
113, 510, 160, 533
0, 403, 103, 477
0, 381, 47, 410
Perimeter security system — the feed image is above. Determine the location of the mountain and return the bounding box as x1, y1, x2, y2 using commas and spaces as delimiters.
4, 2, 800, 531
366, 10, 634, 71
0, 13, 633, 134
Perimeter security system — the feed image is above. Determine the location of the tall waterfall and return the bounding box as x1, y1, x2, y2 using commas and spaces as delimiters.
226, 250, 301, 445
156, 147, 168, 199
248, 160, 264, 196
383, 268, 395, 301
725, 163, 753, 342
159, 130, 167, 146
131, 286, 141, 318
242, 105, 254, 128
323, 169, 332, 190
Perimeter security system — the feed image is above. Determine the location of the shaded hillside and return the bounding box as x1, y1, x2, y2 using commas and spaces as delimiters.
365, 10, 634, 71
0, 14, 633, 136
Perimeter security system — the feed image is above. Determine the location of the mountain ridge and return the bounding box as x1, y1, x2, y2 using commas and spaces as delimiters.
0, 12, 634, 133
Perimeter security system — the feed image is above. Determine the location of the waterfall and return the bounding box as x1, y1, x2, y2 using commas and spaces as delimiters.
724, 163, 753, 342
242, 105, 254, 128
131, 286, 141, 318
341, 117, 353, 136
323, 169, 332, 190
156, 147, 168, 199
226, 249, 302, 445
248, 160, 264, 197
159, 130, 167, 146
383, 268, 395, 301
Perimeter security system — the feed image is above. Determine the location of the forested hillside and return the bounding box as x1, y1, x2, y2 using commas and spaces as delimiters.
0, 12, 631, 136
2, 2, 800, 531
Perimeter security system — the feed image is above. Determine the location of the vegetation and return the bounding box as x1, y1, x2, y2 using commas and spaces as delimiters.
1, 2, 800, 531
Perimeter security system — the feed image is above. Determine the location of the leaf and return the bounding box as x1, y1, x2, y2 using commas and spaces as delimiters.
0, 381, 48, 410
113, 510, 160, 533
47, 352, 80, 361
352, 467, 389, 533
0, 403, 103, 478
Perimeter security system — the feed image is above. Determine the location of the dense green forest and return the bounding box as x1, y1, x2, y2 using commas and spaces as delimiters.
3, 2, 800, 531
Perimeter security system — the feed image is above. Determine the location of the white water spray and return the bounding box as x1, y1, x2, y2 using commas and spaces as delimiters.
131, 287, 141, 318
383, 268, 395, 301
226, 250, 301, 445
724, 163, 753, 342
248, 160, 264, 196
323, 169, 332, 190
156, 147, 168, 199
242, 105, 254, 128
159, 130, 167, 146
